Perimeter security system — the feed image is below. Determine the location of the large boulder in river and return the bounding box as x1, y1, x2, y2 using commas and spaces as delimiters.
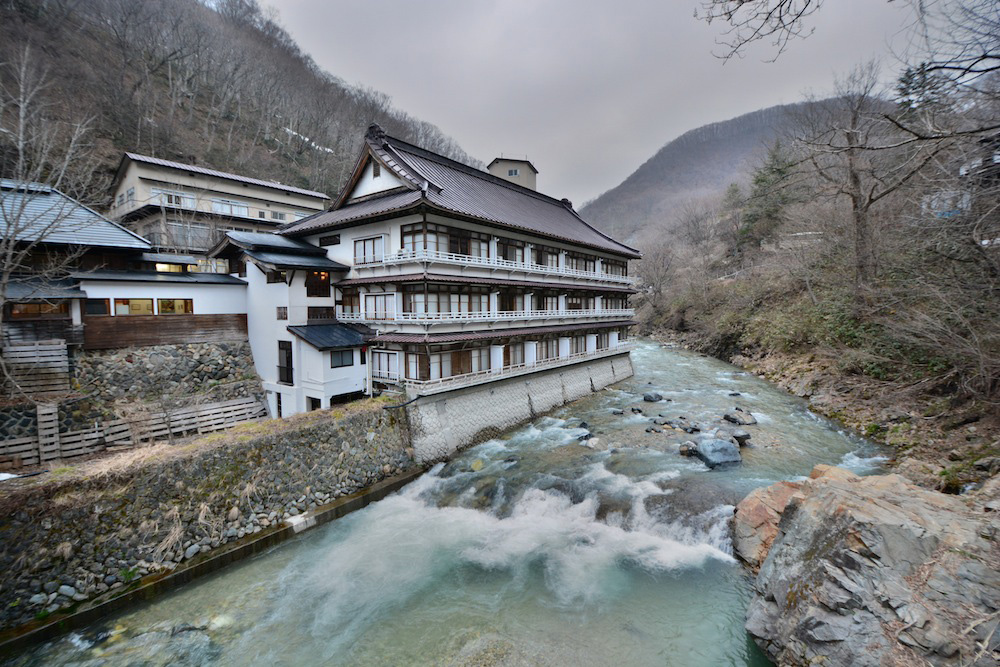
738, 465, 1000, 667
694, 439, 741, 468
643, 392, 663, 402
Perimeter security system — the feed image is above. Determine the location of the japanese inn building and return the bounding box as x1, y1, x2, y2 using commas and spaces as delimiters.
212, 124, 639, 419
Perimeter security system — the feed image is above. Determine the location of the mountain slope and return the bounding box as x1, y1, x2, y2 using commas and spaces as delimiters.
581, 103, 806, 244
0, 0, 478, 206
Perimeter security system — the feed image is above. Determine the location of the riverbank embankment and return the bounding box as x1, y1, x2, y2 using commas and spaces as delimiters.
0, 398, 415, 641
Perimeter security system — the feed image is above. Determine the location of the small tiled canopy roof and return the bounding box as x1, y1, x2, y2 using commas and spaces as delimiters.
287, 323, 374, 351
6, 277, 86, 301
280, 125, 641, 260
209, 231, 349, 272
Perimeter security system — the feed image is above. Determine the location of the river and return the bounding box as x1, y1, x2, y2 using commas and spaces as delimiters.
10, 340, 886, 666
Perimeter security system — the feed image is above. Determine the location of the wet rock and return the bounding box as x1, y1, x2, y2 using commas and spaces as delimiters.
643, 392, 663, 402
731, 480, 803, 570
645, 426, 662, 434
678, 441, 698, 457
630, 407, 644, 414
729, 392, 741, 397
723, 408, 757, 426
694, 439, 741, 468
742, 465, 1000, 667
610, 408, 624, 416
183, 545, 201, 561
730, 429, 752, 446
57, 585, 76, 598
652, 417, 670, 426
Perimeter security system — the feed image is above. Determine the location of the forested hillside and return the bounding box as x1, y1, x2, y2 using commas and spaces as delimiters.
580, 104, 802, 244
0, 0, 478, 206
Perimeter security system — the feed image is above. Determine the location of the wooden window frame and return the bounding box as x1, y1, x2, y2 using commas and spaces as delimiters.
305, 271, 331, 298
85, 298, 111, 316
156, 298, 194, 315
114, 298, 154, 316
276, 306, 288, 321
330, 349, 353, 368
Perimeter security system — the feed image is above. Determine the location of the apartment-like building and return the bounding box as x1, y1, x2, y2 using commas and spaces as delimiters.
109, 153, 329, 259
213, 124, 639, 418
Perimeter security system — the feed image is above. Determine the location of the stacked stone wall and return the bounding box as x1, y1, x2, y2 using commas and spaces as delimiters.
0, 403, 414, 631
406, 354, 635, 463
73, 341, 261, 406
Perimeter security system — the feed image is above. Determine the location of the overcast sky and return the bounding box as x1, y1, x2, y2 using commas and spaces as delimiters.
264, 1, 913, 206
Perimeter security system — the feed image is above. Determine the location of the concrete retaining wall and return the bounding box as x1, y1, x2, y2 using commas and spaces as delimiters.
405, 353, 634, 462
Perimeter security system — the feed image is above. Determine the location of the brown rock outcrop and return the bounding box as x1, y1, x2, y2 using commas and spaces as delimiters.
735, 466, 1000, 667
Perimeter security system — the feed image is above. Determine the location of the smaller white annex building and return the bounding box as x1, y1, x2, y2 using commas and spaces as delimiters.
211, 232, 373, 416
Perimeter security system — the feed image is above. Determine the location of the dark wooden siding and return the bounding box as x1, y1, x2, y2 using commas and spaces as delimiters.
83, 314, 248, 349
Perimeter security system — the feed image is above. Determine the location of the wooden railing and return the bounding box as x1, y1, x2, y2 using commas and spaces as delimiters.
396, 343, 636, 395
2, 321, 83, 346
0, 397, 267, 469
354, 249, 634, 284
337, 308, 634, 324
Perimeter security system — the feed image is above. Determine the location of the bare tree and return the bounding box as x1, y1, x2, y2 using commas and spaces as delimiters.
0, 48, 100, 397
792, 63, 942, 292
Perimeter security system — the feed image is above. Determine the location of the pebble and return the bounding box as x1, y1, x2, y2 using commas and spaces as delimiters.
57, 585, 76, 598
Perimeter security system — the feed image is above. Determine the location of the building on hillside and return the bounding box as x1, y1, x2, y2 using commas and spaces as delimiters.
108, 153, 330, 260
210, 231, 371, 413
213, 124, 639, 420
1, 178, 248, 362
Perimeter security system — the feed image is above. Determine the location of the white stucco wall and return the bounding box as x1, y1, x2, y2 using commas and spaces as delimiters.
349, 160, 405, 200
243, 261, 366, 418
78, 280, 247, 315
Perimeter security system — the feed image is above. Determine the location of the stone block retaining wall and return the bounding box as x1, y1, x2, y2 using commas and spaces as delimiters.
0, 402, 414, 631
73, 341, 261, 406
406, 354, 635, 463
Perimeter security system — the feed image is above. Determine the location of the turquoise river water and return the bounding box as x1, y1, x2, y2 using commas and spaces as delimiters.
9, 340, 887, 666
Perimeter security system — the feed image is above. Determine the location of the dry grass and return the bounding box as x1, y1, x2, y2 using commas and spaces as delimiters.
7, 397, 386, 492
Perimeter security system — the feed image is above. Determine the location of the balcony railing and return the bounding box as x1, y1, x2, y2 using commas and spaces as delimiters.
353, 249, 633, 285
336, 308, 634, 324
371, 368, 401, 382
392, 343, 636, 395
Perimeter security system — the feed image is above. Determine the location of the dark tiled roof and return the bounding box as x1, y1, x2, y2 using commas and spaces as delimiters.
281, 190, 422, 233
121, 153, 329, 199
287, 323, 374, 350
223, 231, 328, 256
1, 179, 151, 250
244, 250, 348, 272
7, 277, 86, 301
336, 272, 636, 293
373, 320, 635, 344
280, 127, 640, 259
74, 270, 246, 285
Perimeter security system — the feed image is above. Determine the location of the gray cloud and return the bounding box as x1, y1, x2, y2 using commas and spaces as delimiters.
266, 0, 911, 205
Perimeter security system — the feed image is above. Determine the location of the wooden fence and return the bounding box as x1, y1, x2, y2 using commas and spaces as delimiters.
0, 397, 267, 469
2, 341, 71, 395
82, 314, 248, 350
